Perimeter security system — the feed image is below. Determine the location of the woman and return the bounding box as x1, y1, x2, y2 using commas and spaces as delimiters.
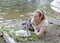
22, 10, 48, 36
31, 10, 48, 36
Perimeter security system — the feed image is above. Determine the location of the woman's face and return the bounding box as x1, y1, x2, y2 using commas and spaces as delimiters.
33, 12, 41, 23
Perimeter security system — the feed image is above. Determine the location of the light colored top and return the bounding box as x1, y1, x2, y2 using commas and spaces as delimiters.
31, 17, 48, 31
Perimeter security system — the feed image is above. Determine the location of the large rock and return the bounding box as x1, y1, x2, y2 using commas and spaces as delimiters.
48, 18, 60, 25
15, 30, 31, 37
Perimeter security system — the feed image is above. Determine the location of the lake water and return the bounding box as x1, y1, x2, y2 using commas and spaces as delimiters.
0, 0, 52, 20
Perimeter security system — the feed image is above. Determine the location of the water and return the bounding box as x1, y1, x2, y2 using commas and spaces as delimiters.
0, 0, 53, 20
0, 0, 39, 20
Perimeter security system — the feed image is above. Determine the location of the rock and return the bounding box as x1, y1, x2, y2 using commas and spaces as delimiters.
48, 18, 60, 25
0, 21, 4, 23
0, 18, 4, 20
3, 32, 16, 43
15, 30, 31, 37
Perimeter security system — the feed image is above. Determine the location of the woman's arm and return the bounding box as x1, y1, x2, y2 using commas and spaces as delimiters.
32, 23, 46, 36
32, 24, 38, 32
35, 25, 46, 36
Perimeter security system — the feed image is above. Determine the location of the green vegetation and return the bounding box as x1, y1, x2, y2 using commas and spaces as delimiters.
11, 31, 38, 42
0, 26, 39, 42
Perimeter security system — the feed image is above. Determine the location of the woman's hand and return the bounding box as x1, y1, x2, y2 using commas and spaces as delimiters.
36, 25, 45, 36
32, 23, 45, 36
35, 26, 45, 36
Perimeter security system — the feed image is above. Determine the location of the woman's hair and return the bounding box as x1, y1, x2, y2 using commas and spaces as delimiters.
34, 9, 46, 21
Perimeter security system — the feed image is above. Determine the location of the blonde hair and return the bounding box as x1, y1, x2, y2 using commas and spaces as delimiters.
34, 10, 46, 21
